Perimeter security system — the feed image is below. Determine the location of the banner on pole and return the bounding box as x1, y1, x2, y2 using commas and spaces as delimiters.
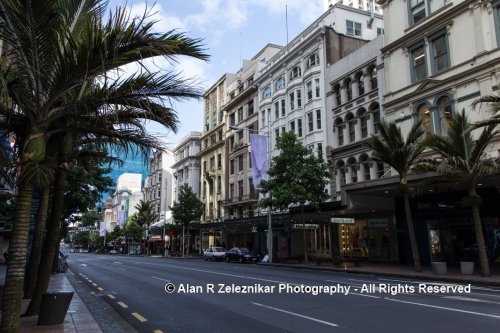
249, 134, 269, 189
99, 222, 106, 236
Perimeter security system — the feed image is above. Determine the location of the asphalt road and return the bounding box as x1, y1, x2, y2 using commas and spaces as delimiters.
65, 253, 500, 333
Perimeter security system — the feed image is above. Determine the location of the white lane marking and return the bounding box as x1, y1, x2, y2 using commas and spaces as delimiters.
251, 302, 339, 327
119, 268, 126, 271
80, 264, 87, 266
384, 297, 500, 319
351, 293, 381, 299
152, 276, 171, 282
113, 262, 123, 264
442, 296, 500, 305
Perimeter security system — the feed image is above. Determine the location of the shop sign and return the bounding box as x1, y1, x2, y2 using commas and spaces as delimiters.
368, 218, 389, 227
292, 224, 319, 229
330, 217, 355, 224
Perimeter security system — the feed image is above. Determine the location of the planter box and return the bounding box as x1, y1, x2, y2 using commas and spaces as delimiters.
431, 261, 447, 275
460, 261, 475, 275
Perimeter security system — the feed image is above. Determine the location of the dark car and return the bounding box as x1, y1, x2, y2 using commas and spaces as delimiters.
225, 247, 257, 263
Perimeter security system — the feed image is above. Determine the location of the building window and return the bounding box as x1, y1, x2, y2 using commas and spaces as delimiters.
237, 107, 243, 123
275, 129, 280, 146
297, 119, 303, 137
289, 92, 295, 110
315, 78, 320, 98
210, 157, 215, 171
333, 84, 341, 106
495, 1, 500, 46
346, 20, 362, 36
377, 162, 385, 179
356, 72, 364, 95
281, 99, 286, 117
317, 143, 323, 158
373, 109, 380, 134
377, 27, 384, 36
296, 90, 302, 108
335, 119, 344, 146
275, 77, 285, 90
306, 53, 319, 68
290, 65, 302, 79
360, 110, 368, 138
409, 0, 447, 25
248, 152, 252, 168
290, 120, 295, 133
437, 95, 453, 136
417, 103, 432, 136
261, 109, 266, 124
230, 159, 235, 175
230, 183, 234, 199
217, 175, 221, 193
238, 180, 243, 199
274, 101, 280, 119
262, 86, 271, 99
348, 121, 355, 142
410, 44, 427, 82
430, 32, 450, 73
307, 112, 314, 132
238, 155, 244, 172
316, 109, 321, 130
346, 78, 353, 101
307, 81, 313, 100
247, 100, 254, 116
229, 114, 235, 127
370, 66, 378, 90
217, 154, 222, 169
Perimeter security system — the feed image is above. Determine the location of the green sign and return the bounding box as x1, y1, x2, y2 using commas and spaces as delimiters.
330, 217, 355, 224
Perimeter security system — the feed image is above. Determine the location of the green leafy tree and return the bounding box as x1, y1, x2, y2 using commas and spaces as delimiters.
366, 120, 426, 272
0, 1, 208, 327
170, 185, 204, 256
134, 200, 159, 255
416, 110, 499, 277
73, 232, 89, 249
124, 221, 146, 243
259, 132, 329, 264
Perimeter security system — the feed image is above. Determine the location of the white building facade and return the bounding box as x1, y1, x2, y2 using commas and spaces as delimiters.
172, 131, 202, 201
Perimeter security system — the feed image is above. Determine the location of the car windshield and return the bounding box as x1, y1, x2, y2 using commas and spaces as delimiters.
213, 247, 226, 252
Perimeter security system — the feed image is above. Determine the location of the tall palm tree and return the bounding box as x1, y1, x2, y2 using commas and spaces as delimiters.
0, 1, 208, 330
366, 120, 426, 272
416, 110, 499, 277
469, 89, 500, 131
134, 200, 159, 255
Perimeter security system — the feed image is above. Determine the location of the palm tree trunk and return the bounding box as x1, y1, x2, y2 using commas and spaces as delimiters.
469, 186, 491, 277
403, 188, 421, 272
25, 167, 68, 316
301, 204, 308, 264
24, 186, 50, 299
0, 183, 33, 332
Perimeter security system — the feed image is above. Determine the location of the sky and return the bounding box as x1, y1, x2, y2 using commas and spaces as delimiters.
108, 0, 325, 146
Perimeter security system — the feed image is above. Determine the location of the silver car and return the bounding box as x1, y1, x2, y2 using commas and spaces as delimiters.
203, 247, 227, 261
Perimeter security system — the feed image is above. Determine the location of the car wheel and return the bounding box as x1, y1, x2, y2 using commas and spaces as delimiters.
226, 257, 230, 263
239, 257, 244, 264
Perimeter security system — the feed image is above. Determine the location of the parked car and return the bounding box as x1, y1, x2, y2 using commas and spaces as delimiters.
109, 249, 118, 255
57, 251, 69, 272
203, 247, 227, 261
225, 247, 257, 263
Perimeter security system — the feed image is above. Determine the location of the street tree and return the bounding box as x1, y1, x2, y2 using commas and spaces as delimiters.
416, 110, 499, 277
366, 120, 426, 272
258, 132, 329, 264
0, 1, 208, 328
170, 185, 204, 255
134, 200, 159, 255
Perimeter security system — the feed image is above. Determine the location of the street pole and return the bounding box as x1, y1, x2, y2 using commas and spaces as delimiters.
267, 111, 273, 263
182, 224, 185, 258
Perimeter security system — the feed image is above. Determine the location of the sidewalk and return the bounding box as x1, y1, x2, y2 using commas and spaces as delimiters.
0, 264, 102, 333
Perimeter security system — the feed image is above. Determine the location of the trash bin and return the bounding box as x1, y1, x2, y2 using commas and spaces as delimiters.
37, 291, 74, 325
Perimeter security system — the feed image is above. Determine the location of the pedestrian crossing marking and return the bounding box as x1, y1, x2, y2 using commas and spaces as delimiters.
132, 312, 148, 322
117, 301, 128, 308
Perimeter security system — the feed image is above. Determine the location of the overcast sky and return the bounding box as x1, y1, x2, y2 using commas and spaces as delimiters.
108, 0, 324, 146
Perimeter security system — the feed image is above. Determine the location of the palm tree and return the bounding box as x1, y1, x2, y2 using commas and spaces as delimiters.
134, 200, 159, 255
468, 89, 500, 131
416, 110, 499, 277
0, 1, 208, 330
366, 120, 426, 272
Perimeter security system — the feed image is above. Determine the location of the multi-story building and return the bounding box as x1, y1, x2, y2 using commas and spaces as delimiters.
324, 0, 383, 14
143, 149, 175, 225
111, 173, 143, 230
172, 132, 202, 201
223, 44, 282, 250
376, 0, 500, 265
252, 4, 383, 258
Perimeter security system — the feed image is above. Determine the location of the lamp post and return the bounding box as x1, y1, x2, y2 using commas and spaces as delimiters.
230, 117, 273, 263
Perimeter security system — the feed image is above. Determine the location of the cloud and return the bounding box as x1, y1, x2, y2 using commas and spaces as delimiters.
128, 2, 186, 31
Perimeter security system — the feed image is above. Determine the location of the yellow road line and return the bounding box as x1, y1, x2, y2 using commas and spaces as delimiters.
132, 312, 147, 322
153, 330, 163, 333
117, 301, 128, 308
108, 294, 115, 299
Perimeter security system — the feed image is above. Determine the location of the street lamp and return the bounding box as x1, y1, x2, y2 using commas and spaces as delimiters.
229, 120, 273, 263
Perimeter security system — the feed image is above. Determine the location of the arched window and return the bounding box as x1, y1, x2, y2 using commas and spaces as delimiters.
262, 86, 271, 99
346, 113, 355, 142
370, 65, 378, 90
333, 84, 341, 106
346, 78, 353, 101
359, 154, 371, 181
358, 108, 368, 138
336, 160, 346, 185
307, 53, 319, 68
290, 66, 302, 79
335, 118, 344, 146
436, 95, 453, 136
356, 72, 364, 95
275, 77, 285, 90
417, 103, 432, 136
347, 157, 358, 183
371, 103, 380, 134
